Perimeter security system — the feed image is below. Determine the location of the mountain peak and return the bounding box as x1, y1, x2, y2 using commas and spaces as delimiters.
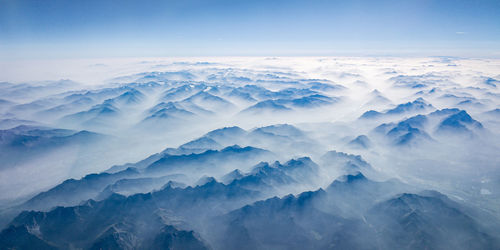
341, 172, 367, 183
438, 109, 483, 132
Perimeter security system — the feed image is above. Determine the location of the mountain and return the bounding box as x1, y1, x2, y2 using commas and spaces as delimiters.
37, 96, 95, 120
323, 172, 412, 217
307, 81, 345, 91
0, 125, 103, 170
482, 77, 499, 88
240, 100, 292, 114
145, 225, 209, 250
372, 114, 432, 146
1, 58, 500, 250
208, 173, 408, 250
232, 85, 274, 100
143, 102, 195, 121
61, 102, 120, 126
22, 167, 140, 211
180, 91, 236, 112
275, 94, 338, 108
96, 174, 187, 200
360, 110, 382, 119
226, 88, 257, 103
0, 80, 81, 102
456, 98, 485, 109
209, 173, 497, 250
176, 124, 312, 156
390, 73, 442, 89
5, 180, 259, 250
2, 148, 499, 250
319, 150, 372, 176
204, 126, 248, 144
221, 169, 244, 184
108, 89, 145, 106
483, 108, 500, 117
8, 101, 50, 114
0, 118, 42, 129
348, 135, 371, 149
437, 110, 483, 134
273, 88, 319, 99
122, 81, 162, 94
0, 225, 57, 250
369, 108, 485, 145
62, 87, 131, 104
360, 98, 434, 119
0, 99, 16, 113
228, 157, 319, 193
386, 121, 432, 145
179, 137, 222, 151
387, 98, 434, 115
252, 124, 305, 138
0, 99, 15, 107
160, 84, 207, 102
367, 193, 497, 250
211, 190, 369, 250
145, 145, 274, 176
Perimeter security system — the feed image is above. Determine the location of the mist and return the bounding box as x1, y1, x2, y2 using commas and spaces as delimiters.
0, 57, 499, 249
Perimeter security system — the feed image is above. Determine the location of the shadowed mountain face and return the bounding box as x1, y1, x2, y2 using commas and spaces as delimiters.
0, 225, 58, 250
3, 172, 498, 250
1, 58, 500, 249
207, 175, 497, 250
4, 180, 256, 250
437, 110, 483, 133
16, 144, 274, 212
366, 193, 496, 250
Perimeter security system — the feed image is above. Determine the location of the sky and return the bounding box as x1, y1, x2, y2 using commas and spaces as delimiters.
1, 0, 500, 59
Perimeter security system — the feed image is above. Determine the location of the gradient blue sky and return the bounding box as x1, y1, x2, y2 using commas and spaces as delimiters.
1, 0, 499, 58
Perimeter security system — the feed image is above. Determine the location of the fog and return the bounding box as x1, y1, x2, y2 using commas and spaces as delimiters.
1, 57, 499, 249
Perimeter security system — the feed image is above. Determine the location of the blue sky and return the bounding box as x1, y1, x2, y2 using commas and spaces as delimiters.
1, 0, 499, 58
